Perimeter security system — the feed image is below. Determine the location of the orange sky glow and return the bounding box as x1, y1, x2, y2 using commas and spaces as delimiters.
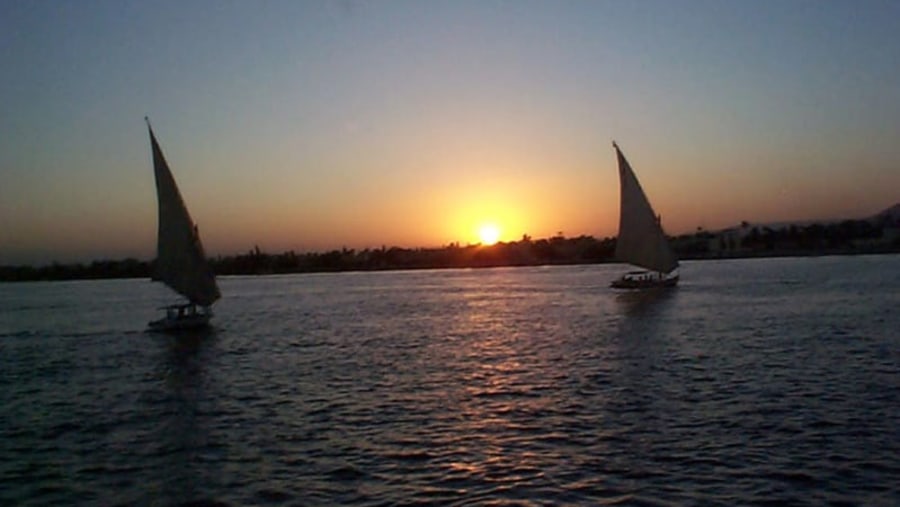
1, 2, 899, 265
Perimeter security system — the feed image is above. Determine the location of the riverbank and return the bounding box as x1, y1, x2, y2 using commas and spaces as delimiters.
3, 225, 898, 282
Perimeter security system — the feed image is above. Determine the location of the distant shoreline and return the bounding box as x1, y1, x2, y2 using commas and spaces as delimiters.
3, 219, 898, 282
2, 250, 898, 284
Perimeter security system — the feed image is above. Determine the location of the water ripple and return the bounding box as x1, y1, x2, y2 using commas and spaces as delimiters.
2, 260, 900, 505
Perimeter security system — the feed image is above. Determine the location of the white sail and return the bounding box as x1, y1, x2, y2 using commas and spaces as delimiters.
148, 121, 221, 306
613, 142, 679, 274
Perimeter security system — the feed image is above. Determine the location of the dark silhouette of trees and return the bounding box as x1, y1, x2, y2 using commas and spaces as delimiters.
735, 219, 887, 255
0, 258, 151, 281
2, 217, 898, 282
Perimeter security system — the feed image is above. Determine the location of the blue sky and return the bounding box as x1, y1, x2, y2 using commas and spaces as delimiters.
2, 0, 899, 265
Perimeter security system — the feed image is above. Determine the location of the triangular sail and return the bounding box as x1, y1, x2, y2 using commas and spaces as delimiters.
613, 142, 679, 274
148, 120, 221, 306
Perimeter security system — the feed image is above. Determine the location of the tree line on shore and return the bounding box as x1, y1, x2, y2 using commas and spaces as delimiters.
2, 217, 898, 282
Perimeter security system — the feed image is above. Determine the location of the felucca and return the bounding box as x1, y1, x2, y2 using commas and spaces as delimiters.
611, 141, 679, 289
146, 118, 221, 330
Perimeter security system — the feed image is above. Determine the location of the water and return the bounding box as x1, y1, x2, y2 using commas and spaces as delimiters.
1, 256, 899, 506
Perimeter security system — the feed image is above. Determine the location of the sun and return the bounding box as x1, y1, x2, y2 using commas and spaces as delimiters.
478, 223, 501, 245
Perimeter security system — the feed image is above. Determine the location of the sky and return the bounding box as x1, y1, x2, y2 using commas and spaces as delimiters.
2, 0, 899, 265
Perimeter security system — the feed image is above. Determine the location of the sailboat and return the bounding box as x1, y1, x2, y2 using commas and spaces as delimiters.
146, 118, 221, 331
611, 141, 679, 289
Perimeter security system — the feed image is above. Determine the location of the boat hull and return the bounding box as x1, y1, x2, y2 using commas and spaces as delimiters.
611, 271, 679, 289
148, 314, 211, 332
148, 304, 213, 332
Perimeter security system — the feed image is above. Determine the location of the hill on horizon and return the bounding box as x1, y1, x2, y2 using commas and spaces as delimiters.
713, 201, 900, 233
871, 202, 900, 223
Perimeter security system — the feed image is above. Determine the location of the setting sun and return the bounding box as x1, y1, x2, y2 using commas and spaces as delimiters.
478, 224, 501, 245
